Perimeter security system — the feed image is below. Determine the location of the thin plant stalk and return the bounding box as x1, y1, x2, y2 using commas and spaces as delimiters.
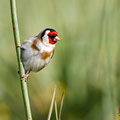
58, 92, 65, 120
55, 99, 59, 120
10, 0, 32, 120
48, 85, 56, 120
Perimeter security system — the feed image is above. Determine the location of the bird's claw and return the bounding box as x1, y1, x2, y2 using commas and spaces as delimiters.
16, 45, 24, 50
21, 73, 29, 82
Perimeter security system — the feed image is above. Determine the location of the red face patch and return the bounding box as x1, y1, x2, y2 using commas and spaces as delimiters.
49, 38, 57, 44
48, 32, 58, 37
48, 32, 58, 44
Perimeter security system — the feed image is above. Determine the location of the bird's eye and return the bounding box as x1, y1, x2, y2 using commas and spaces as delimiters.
48, 35, 55, 39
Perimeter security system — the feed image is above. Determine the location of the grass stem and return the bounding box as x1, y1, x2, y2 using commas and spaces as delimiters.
48, 85, 56, 120
55, 99, 59, 120
59, 92, 65, 120
10, 0, 32, 120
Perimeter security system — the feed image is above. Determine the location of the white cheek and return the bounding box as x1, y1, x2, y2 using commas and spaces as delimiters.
43, 35, 49, 44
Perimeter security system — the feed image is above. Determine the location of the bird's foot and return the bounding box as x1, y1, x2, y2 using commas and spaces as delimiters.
21, 73, 30, 82
16, 45, 24, 50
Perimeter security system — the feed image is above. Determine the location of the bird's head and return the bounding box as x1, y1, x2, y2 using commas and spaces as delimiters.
40, 28, 61, 46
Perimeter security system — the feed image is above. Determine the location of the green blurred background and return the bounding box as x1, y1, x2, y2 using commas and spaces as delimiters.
0, 0, 120, 120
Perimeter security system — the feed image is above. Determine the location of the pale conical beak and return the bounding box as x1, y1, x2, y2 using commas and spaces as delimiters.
55, 36, 61, 41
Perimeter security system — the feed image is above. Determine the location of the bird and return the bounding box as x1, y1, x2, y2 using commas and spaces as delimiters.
17, 28, 61, 81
